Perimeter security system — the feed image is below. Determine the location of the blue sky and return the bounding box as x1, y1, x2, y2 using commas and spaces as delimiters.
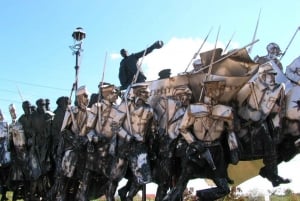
1, 0, 300, 194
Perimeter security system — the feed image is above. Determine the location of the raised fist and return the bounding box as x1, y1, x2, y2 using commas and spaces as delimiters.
153, 40, 164, 49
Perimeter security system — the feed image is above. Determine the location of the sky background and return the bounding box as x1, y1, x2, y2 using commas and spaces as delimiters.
1, 0, 300, 195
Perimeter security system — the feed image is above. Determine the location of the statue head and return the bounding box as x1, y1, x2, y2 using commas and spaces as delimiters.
266, 42, 282, 58
203, 79, 226, 104
22, 100, 32, 115
76, 85, 90, 109
100, 84, 118, 104
172, 85, 192, 107
56, 96, 70, 111
120, 49, 128, 58
258, 62, 277, 86
132, 83, 150, 104
36, 98, 47, 113
193, 59, 202, 71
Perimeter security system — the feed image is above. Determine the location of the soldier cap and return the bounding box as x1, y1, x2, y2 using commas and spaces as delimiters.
100, 84, 117, 96
158, 69, 171, 79
258, 62, 277, 75
76, 85, 90, 96
173, 85, 192, 96
193, 59, 202, 66
131, 82, 150, 94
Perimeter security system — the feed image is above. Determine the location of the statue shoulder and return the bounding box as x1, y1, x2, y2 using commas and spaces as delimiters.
212, 104, 233, 119
45, 111, 55, 117
188, 103, 210, 117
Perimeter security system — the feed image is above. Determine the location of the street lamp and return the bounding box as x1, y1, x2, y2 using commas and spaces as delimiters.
70, 27, 86, 92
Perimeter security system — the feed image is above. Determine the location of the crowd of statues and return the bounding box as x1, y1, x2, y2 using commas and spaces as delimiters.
0, 41, 300, 201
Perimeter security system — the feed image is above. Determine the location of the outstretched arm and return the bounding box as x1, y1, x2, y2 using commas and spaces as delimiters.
133, 40, 163, 58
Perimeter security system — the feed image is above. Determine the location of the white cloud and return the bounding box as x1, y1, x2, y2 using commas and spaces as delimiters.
142, 37, 227, 80
111, 53, 121, 59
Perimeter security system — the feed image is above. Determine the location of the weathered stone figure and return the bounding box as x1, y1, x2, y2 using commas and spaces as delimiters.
162, 78, 239, 201
8, 104, 29, 201
17, 100, 40, 200
152, 85, 192, 201
51, 96, 70, 173
30, 98, 54, 199
75, 84, 126, 201
236, 61, 290, 187
58, 86, 90, 201
46, 96, 70, 200
119, 40, 163, 90
0, 109, 10, 201
254, 42, 283, 71
109, 82, 157, 201
177, 79, 235, 201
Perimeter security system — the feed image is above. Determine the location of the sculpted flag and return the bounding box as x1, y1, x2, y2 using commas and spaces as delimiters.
149, 47, 259, 104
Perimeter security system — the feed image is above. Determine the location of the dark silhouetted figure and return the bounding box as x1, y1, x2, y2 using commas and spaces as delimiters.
158, 69, 171, 80
119, 40, 163, 90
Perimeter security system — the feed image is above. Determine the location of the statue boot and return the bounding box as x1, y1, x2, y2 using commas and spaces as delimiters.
259, 166, 290, 187
162, 187, 182, 201
195, 178, 230, 201
118, 184, 129, 201
0, 186, 8, 201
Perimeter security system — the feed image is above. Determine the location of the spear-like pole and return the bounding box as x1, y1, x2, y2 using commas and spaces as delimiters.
248, 9, 261, 54
280, 26, 300, 61
184, 27, 213, 72
199, 26, 220, 101
224, 32, 235, 53
16, 85, 24, 102
97, 52, 108, 102
199, 39, 259, 73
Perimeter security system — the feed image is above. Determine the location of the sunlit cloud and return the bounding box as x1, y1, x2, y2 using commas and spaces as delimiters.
142, 37, 229, 81
110, 53, 121, 59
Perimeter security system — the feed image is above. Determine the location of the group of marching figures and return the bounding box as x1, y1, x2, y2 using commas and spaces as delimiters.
1, 44, 300, 201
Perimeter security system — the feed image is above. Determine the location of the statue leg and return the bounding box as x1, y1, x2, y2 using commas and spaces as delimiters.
75, 170, 91, 201
259, 156, 291, 187
0, 185, 8, 201
108, 157, 128, 201
259, 131, 290, 187
55, 176, 69, 201
155, 158, 173, 201
162, 167, 190, 201
125, 182, 142, 201
65, 178, 79, 201
106, 180, 119, 201
118, 179, 131, 201
196, 178, 230, 201
155, 182, 170, 201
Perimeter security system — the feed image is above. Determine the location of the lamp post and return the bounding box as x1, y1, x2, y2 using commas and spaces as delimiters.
70, 27, 86, 93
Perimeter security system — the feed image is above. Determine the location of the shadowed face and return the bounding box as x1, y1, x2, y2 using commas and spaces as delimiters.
177, 93, 192, 107
77, 93, 89, 109
120, 49, 128, 58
